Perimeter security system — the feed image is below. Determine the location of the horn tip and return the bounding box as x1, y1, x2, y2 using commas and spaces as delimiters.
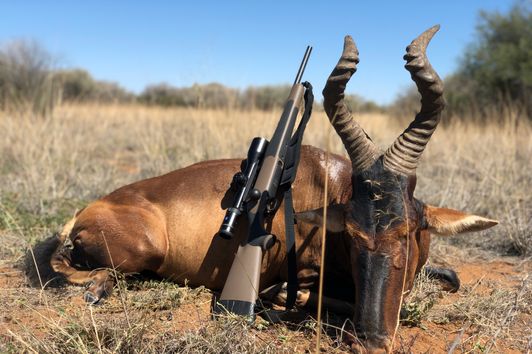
411, 25, 441, 48
422, 25, 441, 37
343, 35, 355, 45
343, 35, 357, 50
342, 34, 359, 62
430, 24, 441, 33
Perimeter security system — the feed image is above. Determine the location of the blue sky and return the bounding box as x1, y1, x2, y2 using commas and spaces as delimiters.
0, 1, 516, 104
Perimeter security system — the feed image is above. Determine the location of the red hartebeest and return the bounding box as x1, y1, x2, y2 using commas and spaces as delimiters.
46, 26, 497, 353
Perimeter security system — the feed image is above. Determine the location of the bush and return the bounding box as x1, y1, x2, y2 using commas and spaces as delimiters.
344, 94, 384, 114
387, 86, 420, 121
140, 83, 296, 111
450, 1, 532, 119
0, 39, 58, 115
139, 82, 239, 109
54, 69, 134, 104
0, 40, 134, 115
389, 2, 531, 121
240, 85, 291, 110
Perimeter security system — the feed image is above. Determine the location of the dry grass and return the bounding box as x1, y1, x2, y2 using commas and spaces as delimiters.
0, 103, 531, 353
1, 103, 529, 257
397, 260, 531, 353
0, 271, 347, 353
434, 278, 530, 352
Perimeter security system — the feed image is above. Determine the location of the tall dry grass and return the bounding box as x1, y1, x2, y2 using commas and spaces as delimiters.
0, 103, 529, 258
0, 103, 530, 353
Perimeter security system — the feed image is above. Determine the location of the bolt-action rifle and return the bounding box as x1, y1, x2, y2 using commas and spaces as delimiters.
213, 47, 314, 320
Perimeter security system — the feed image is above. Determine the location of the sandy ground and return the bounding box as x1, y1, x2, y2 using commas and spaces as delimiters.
0, 257, 529, 353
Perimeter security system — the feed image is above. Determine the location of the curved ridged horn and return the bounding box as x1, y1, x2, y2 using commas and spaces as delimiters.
323, 35, 379, 172
383, 25, 445, 175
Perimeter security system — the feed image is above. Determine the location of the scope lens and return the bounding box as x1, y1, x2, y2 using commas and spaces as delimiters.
218, 208, 240, 239
218, 224, 234, 239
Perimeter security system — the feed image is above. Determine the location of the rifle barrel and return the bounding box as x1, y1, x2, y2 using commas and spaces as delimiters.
293, 46, 312, 85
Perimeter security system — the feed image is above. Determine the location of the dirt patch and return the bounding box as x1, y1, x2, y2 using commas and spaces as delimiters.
397, 260, 530, 353
0, 259, 530, 353
457, 261, 528, 286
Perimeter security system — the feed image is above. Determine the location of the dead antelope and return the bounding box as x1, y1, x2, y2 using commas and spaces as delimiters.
47, 26, 497, 353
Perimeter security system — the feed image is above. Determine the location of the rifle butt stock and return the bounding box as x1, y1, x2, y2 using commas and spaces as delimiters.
213, 235, 274, 320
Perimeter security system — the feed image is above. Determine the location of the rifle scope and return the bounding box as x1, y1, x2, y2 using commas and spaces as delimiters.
218, 137, 268, 239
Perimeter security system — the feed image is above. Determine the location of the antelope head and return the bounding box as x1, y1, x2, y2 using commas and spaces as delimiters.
299, 26, 498, 353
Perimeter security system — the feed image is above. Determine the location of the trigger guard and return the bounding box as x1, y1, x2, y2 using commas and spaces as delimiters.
249, 234, 277, 251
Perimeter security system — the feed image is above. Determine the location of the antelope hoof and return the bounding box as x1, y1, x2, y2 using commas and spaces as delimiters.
83, 291, 101, 305
83, 276, 113, 304
424, 266, 460, 293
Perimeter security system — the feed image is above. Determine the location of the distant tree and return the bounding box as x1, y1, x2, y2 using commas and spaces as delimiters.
0, 39, 58, 115
344, 94, 384, 114
454, 1, 531, 118
240, 85, 291, 110
54, 69, 133, 103
139, 82, 238, 109
192, 83, 239, 109
442, 73, 479, 119
387, 86, 420, 121
91, 80, 134, 103
389, 2, 531, 120
139, 83, 182, 106
54, 69, 96, 101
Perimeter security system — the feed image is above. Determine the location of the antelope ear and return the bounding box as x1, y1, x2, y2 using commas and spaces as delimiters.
424, 205, 498, 236
295, 204, 346, 233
